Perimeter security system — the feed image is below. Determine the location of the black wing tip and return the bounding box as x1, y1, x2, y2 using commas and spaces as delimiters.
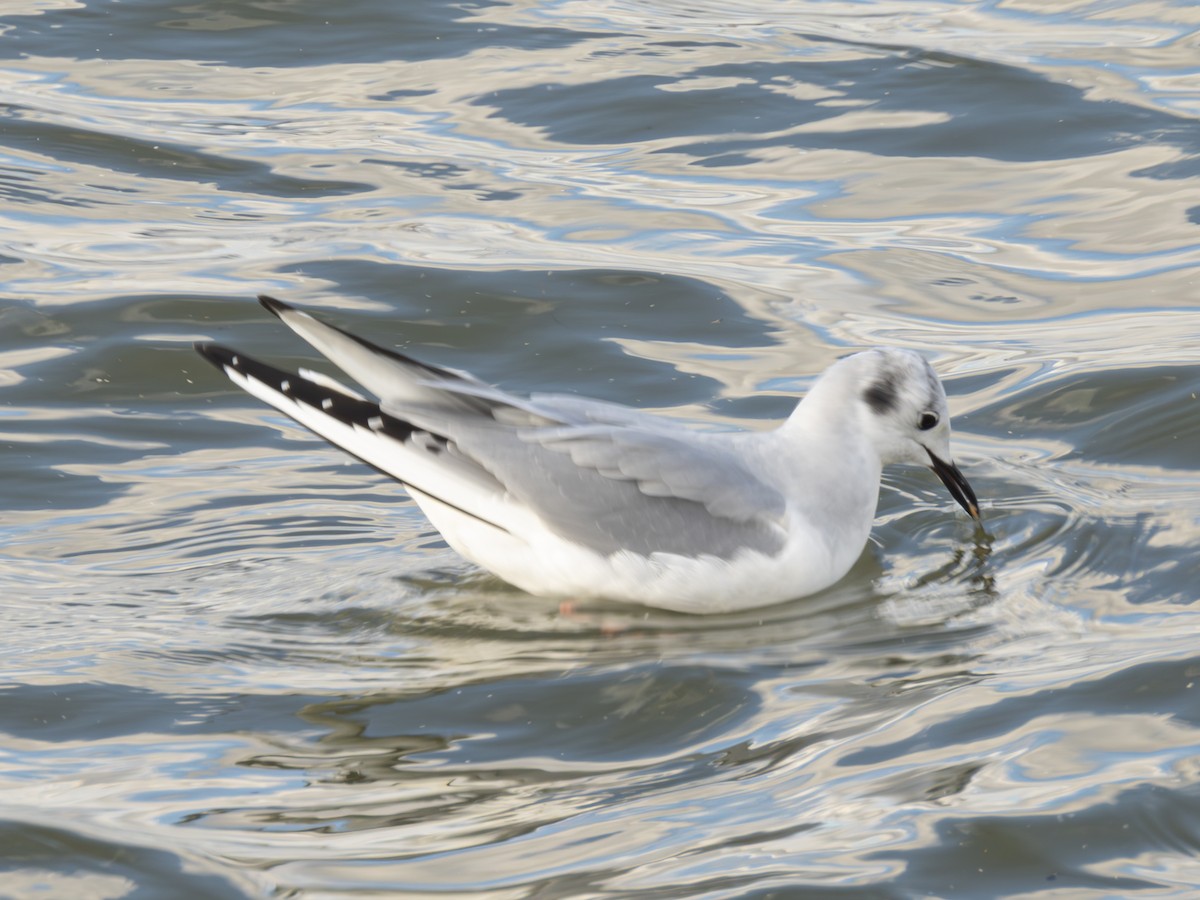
258, 294, 294, 318
195, 341, 240, 370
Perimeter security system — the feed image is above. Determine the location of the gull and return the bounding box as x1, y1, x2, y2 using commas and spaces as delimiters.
195, 295, 980, 614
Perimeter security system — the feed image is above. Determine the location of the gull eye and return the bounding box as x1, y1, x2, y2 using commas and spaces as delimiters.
918, 411, 939, 431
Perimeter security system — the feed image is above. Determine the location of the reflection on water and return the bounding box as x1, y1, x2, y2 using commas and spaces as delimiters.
2, 0, 1200, 895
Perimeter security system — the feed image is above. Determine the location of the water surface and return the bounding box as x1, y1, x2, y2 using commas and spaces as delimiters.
2, 0, 1199, 896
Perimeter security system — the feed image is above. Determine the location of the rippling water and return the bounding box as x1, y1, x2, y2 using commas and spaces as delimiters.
2, 0, 1199, 896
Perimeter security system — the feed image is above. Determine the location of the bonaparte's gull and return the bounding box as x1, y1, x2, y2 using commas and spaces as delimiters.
195, 296, 979, 613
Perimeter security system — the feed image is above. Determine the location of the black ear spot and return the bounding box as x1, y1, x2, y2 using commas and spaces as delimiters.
863, 375, 899, 415
918, 411, 939, 431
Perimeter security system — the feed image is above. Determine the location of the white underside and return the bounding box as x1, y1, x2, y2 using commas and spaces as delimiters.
415, 487, 860, 612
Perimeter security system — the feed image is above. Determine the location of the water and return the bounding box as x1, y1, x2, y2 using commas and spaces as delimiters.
2, 0, 1199, 896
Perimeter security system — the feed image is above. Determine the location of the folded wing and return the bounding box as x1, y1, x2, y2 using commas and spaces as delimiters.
196, 297, 788, 560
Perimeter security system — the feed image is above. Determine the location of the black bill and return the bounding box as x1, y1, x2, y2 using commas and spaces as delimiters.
926, 449, 980, 520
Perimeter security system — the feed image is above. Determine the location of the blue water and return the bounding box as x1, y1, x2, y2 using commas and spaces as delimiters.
2, 0, 1199, 896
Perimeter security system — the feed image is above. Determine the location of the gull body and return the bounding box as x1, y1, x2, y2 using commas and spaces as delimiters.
196, 296, 979, 614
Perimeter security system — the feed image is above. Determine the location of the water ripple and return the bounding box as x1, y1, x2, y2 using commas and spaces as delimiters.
3, 0, 1200, 895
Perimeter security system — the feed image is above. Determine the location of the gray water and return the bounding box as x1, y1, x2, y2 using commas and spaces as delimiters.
2, 1, 1199, 897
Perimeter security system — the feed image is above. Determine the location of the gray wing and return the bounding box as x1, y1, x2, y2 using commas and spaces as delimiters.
256, 295, 787, 559
521, 423, 782, 522
526, 391, 684, 429
388, 400, 788, 559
